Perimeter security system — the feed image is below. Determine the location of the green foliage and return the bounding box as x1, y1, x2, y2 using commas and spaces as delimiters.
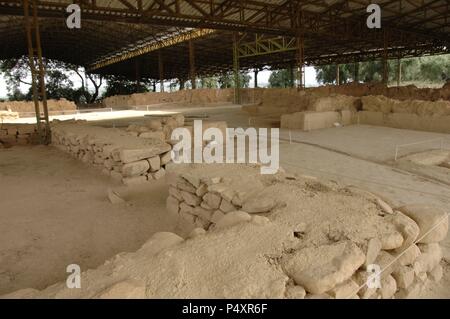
217, 72, 250, 88
0, 56, 104, 104
268, 69, 294, 88
101, 75, 150, 98
315, 54, 450, 85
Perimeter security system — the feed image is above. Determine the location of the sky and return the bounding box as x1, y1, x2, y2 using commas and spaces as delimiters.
0, 66, 319, 99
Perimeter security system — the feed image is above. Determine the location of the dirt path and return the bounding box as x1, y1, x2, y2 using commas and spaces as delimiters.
0, 145, 173, 295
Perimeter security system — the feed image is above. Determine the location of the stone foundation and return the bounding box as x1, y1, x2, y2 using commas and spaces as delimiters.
165, 164, 448, 299
51, 120, 175, 185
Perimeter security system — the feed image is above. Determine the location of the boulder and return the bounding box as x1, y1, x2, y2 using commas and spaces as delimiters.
392, 265, 415, 289
147, 156, 161, 172
397, 204, 448, 243
282, 241, 365, 294
380, 231, 404, 250
203, 192, 222, 209
215, 211, 251, 229
121, 160, 150, 177
242, 195, 276, 214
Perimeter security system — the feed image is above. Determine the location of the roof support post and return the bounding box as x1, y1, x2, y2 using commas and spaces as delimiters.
354, 61, 359, 83
397, 57, 402, 87
233, 32, 241, 105
135, 58, 140, 92
158, 51, 164, 92
296, 33, 304, 89
382, 30, 388, 85
24, 0, 51, 144
254, 69, 259, 88
23, 0, 42, 140
336, 64, 340, 85
189, 40, 196, 89
32, 0, 50, 143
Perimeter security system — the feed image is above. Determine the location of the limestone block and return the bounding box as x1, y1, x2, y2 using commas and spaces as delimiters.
140, 131, 165, 141
180, 202, 194, 215
428, 264, 443, 282
119, 144, 171, 164
391, 211, 420, 252
328, 279, 359, 299
282, 241, 365, 294
376, 198, 394, 214
365, 238, 382, 267
397, 204, 448, 243
193, 206, 214, 221
211, 210, 225, 224
220, 199, 236, 213
285, 285, 306, 299
380, 231, 404, 250
357, 111, 385, 126
242, 195, 276, 214
181, 190, 202, 206
145, 119, 162, 131
169, 186, 183, 201
203, 192, 222, 209
153, 168, 166, 180
160, 151, 172, 165
395, 280, 423, 299
147, 156, 161, 172
251, 215, 271, 226
392, 265, 415, 289
122, 175, 147, 186
215, 211, 251, 229
121, 160, 150, 177
379, 275, 397, 299
394, 244, 421, 266
414, 243, 442, 274
374, 251, 397, 280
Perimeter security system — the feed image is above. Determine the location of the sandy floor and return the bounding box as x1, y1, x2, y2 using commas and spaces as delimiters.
0, 145, 175, 295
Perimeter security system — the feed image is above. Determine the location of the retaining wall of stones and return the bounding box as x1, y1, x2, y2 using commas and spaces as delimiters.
165, 165, 448, 299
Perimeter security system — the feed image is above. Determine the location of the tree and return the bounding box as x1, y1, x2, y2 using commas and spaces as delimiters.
315, 64, 356, 84
217, 72, 250, 88
0, 56, 104, 104
268, 69, 293, 88
101, 75, 151, 98
314, 54, 450, 85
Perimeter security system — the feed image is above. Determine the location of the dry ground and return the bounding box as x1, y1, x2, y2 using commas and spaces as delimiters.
0, 145, 174, 295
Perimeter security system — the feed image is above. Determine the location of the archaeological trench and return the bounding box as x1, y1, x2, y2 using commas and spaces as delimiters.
1, 83, 449, 299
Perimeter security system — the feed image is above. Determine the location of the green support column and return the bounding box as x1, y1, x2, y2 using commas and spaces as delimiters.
233, 33, 241, 104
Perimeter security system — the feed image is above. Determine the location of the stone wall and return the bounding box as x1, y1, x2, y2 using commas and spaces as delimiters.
0, 124, 38, 147
103, 89, 234, 108
51, 121, 175, 185
164, 164, 448, 299
0, 98, 76, 113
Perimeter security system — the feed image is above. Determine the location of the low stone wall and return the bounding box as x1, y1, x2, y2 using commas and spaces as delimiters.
164, 164, 448, 299
280, 111, 348, 130
357, 96, 450, 133
0, 98, 76, 114
0, 123, 38, 147
103, 89, 234, 108
51, 121, 175, 185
